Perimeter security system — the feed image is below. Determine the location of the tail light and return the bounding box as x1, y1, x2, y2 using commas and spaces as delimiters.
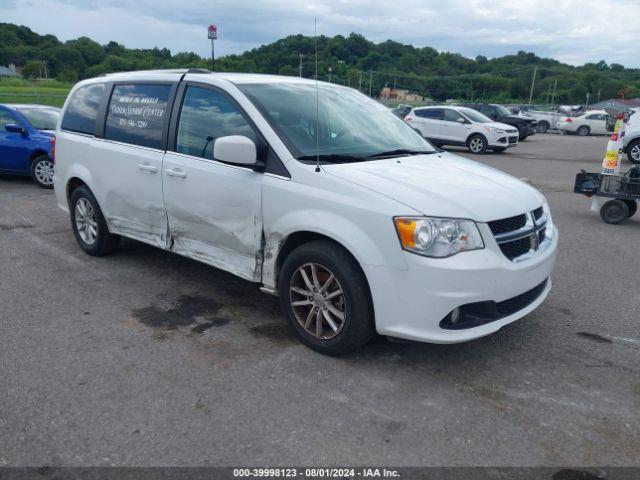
565, 117, 572, 122
404, 115, 414, 122
50, 136, 56, 164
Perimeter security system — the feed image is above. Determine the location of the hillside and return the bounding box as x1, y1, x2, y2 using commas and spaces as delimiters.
1, 22, 639, 104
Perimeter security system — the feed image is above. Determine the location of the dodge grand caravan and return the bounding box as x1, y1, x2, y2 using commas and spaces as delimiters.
54, 69, 558, 355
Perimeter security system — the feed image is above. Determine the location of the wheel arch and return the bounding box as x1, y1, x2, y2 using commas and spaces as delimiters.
466, 132, 488, 145
28, 149, 50, 165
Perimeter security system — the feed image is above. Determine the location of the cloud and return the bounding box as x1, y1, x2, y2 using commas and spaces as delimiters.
1, 0, 639, 66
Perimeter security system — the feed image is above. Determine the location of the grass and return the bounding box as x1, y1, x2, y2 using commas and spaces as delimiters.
0, 78, 71, 107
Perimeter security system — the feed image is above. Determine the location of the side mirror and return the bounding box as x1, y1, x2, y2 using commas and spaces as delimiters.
213, 135, 257, 166
5, 124, 25, 134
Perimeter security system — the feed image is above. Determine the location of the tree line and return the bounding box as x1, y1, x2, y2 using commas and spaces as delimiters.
1, 22, 639, 104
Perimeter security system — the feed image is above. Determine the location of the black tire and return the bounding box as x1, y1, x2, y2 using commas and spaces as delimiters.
517, 127, 528, 141
69, 185, 120, 256
623, 200, 637, 218
467, 134, 487, 154
537, 121, 549, 133
278, 240, 375, 356
29, 154, 54, 189
626, 140, 640, 164
492, 147, 507, 153
600, 200, 629, 224
577, 125, 590, 136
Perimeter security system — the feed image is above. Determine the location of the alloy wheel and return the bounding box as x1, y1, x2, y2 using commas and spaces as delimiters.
34, 159, 54, 186
469, 137, 484, 153
74, 198, 98, 245
289, 262, 346, 339
631, 144, 640, 162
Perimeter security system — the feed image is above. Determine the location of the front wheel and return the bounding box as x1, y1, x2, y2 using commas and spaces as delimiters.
627, 140, 640, 164
30, 155, 54, 189
70, 185, 121, 256
278, 240, 375, 356
537, 121, 549, 133
600, 199, 629, 224
467, 135, 487, 154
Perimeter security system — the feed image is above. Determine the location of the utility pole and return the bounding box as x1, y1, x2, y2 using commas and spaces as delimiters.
597, 89, 601, 104
358, 71, 363, 91
586, 92, 590, 108
545, 83, 552, 105
528, 66, 538, 104
368, 70, 373, 97
298, 54, 303, 78
550, 79, 557, 107
328, 66, 332, 83
207, 25, 218, 71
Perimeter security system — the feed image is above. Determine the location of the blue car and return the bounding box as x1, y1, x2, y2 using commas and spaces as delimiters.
0, 104, 60, 188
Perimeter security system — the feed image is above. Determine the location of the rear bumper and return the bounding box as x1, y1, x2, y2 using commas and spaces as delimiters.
365, 224, 558, 344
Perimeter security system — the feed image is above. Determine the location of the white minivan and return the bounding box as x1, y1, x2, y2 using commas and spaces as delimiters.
53, 69, 558, 355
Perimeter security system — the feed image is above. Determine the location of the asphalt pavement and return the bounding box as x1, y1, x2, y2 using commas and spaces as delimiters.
1, 133, 639, 467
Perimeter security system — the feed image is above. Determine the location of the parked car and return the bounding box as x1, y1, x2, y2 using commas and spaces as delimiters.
507, 104, 565, 133
405, 105, 519, 153
556, 110, 611, 136
623, 112, 640, 164
0, 103, 59, 188
462, 103, 537, 140
53, 70, 557, 355
391, 103, 412, 119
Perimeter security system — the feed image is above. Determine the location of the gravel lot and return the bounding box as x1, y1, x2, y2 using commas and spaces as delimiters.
1, 134, 639, 467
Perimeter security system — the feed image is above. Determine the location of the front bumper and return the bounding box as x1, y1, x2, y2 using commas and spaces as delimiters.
487, 132, 519, 148
365, 224, 558, 343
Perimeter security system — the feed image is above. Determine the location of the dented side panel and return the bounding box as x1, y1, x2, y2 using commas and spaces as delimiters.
162, 152, 263, 282
86, 138, 169, 248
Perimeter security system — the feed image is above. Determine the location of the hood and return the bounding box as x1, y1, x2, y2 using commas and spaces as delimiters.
485, 121, 518, 131
323, 152, 544, 222
504, 114, 531, 124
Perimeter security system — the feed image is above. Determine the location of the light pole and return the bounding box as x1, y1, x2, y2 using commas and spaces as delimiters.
328, 66, 332, 83
299, 54, 303, 78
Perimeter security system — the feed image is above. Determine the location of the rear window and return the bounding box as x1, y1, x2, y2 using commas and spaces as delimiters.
61, 83, 105, 135
105, 84, 172, 149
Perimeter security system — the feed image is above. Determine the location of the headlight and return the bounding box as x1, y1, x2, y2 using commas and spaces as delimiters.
542, 201, 554, 230
394, 216, 484, 258
484, 126, 505, 133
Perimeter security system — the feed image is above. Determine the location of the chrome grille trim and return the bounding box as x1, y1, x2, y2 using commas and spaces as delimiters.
489, 207, 550, 261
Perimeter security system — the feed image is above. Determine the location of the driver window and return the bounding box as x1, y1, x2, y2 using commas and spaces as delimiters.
176, 86, 256, 160
0, 110, 17, 129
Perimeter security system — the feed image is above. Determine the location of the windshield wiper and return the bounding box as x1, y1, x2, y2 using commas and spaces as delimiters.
296, 154, 366, 163
366, 148, 436, 159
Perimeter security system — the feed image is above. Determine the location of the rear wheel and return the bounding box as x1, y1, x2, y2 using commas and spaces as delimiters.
279, 240, 374, 356
70, 185, 121, 256
623, 200, 637, 218
627, 140, 640, 164
600, 199, 629, 224
30, 155, 54, 189
577, 125, 590, 136
537, 121, 549, 133
467, 134, 487, 154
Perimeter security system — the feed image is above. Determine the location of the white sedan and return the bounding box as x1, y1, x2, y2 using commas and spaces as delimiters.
556, 110, 611, 136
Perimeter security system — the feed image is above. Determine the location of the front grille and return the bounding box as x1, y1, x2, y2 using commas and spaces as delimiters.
496, 279, 548, 316
499, 236, 531, 260
488, 214, 526, 235
508, 136, 518, 144
489, 206, 548, 261
505, 129, 518, 133
533, 206, 543, 220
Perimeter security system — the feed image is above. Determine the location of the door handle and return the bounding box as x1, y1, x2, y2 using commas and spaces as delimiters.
166, 168, 187, 178
138, 163, 158, 174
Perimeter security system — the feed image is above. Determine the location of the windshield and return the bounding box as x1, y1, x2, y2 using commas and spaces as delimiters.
458, 107, 492, 123
237, 83, 436, 161
495, 105, 513, 116
17, 108, 60, 130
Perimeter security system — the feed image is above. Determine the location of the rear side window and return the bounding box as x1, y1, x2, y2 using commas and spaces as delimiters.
176, 86, 256, 159
105, 84, 172, 149
415, 108, 443, 120
61, 83, 105, 135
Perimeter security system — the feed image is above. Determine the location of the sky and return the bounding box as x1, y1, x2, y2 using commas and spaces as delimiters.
2, 0, 639, 67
